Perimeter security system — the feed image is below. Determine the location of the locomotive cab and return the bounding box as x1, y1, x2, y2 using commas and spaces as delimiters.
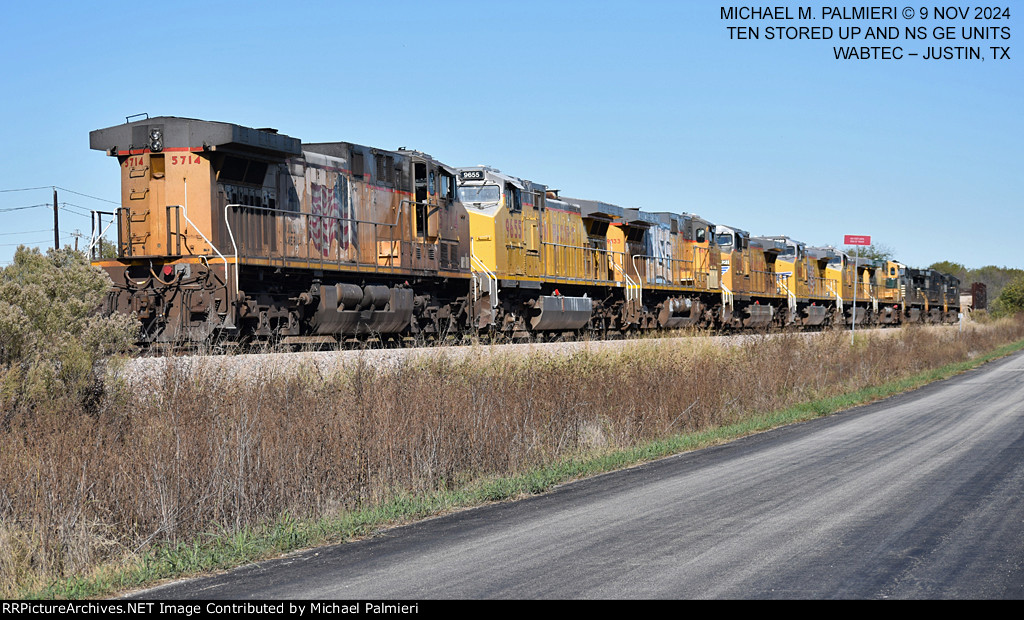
457, 166, 542, 280
873, 260, 902, 324
824, 249, 855, 303
89, 116, 303, 341
656, 212, 719, 290
716, 225, 751, 294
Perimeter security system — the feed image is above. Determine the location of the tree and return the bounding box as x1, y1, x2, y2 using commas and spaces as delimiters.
928, 260, 967, 277
92, 237, 120, 260
992, 275, 1024, 317
842, 243, 895, 262
0, 245, 137, 415
922, 264, 1024, 305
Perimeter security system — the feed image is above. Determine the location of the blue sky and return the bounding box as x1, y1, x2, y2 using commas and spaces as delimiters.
1, 1, 1020, 269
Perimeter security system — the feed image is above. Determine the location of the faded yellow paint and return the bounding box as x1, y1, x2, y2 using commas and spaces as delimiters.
684, 232, 719, 290
118, 151, 215, 257
468, 210, 497, 273
607, 224, 627, 283
877, 260, 901, 303
539, 206, 588, 280
825, 259, 855, 303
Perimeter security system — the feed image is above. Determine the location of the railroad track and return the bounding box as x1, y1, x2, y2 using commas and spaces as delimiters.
115, 325, 944, 388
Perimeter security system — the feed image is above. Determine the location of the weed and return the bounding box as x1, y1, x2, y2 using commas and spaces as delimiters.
2, 317, 1023, 598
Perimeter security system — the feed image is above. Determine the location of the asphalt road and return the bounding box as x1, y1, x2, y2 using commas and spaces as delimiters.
129, 349, 1024, 600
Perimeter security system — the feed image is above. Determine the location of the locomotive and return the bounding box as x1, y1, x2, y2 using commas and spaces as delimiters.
87, 116, 960, 346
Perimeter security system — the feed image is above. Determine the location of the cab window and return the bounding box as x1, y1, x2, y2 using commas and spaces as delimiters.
716, 233, 734, 252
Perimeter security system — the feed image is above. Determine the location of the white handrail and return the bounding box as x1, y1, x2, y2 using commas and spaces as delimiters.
470, 237, 498, 309
825, 278, 842, 306
177, 179, 234, 328
631, 254, 645, 307
87, 217, 116, 257
776, 273, 797, 316
611, 253, 639, 303
177, 180, 228, 275
224, 204, 241, 304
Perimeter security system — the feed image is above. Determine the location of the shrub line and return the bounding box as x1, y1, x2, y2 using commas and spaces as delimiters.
25, 332, 1024, 600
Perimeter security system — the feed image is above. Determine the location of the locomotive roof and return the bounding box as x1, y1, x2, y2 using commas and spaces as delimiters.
456, 166, 540, 192
808, 245, 842, 261
649, 212, 715, 231
751, 236, 788, 252
90, 116, 301, 157
624, 208, 661, 228
304, 142, 457, 174
716, 223, 749, 236
756, 234, 804, 247
652, 212, 683, 228
545, 196, 582, 214
562, 197, 624, 221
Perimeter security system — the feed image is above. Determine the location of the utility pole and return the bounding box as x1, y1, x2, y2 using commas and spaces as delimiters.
53, 188, 59, 250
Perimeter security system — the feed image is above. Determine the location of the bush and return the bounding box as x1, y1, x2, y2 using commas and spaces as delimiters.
992, 276, 1024, 318
2, 315, 1024, 596
0, 246, 136, 416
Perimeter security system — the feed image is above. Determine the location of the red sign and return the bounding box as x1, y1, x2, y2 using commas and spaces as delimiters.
844, 235, 871, 246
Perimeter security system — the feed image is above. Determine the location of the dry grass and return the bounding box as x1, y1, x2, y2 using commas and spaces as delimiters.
2, 318, 1023, 596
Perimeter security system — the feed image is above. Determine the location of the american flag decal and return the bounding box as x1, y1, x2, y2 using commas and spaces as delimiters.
309, 173, 356, 256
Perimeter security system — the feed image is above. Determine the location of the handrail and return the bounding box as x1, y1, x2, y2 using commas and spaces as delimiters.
610, 253, 639, 303
540, 239, 610, 284
776, 272, 796, 315
824, 278, 842, 305
224, 203, 242, 306
174, 204, 228, 273
87, 210, 116, 259
224, 202, 400, 271
399, 198, 447, 234
119, 206, 132, 257
541, 242, 710, 289
629, 253, 702, 287
470, 237, 498, 309
631, 254, 645, 307
175, 190, 233, 329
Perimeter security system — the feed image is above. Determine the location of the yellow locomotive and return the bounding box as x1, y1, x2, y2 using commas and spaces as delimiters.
456, 165, 720, 336
87, 116, 960, 345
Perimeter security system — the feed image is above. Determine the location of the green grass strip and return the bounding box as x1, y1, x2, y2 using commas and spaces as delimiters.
25, 335, 1024, 600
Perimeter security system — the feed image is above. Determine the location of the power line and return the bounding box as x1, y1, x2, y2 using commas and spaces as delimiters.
0, 239, 54, 247
0, 203, 49, 213
54, 186, 120, 205
0, 188, 119, 254
0, 235, 75, 248
0, 186, 52, 194
0, 228, 51, 237
0, 185, 119, 205
59, 202, 94, 218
